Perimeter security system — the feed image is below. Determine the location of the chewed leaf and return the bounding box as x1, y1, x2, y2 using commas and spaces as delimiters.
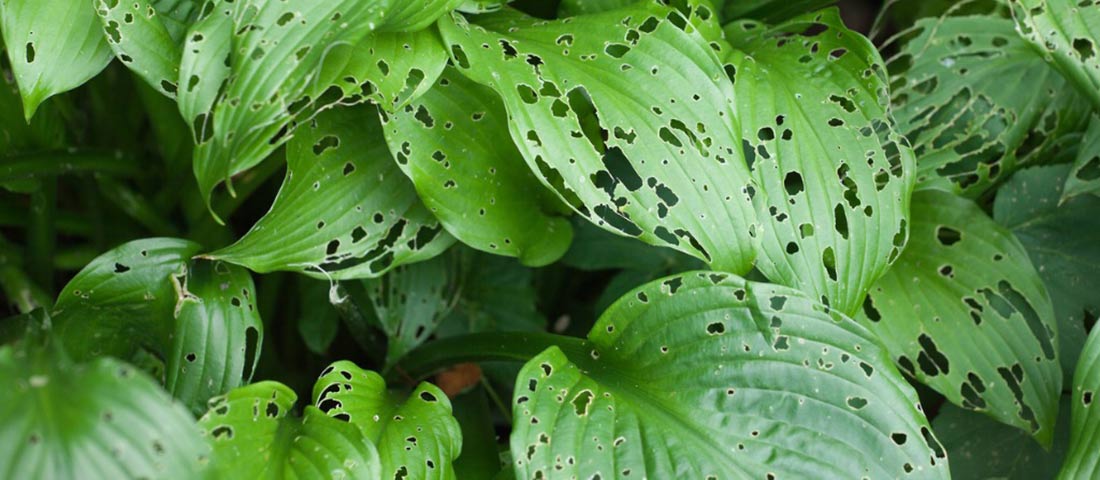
857, 189, 1061, 445
313, 361, 463, 480
1011, 0, 1100, 110
1064, 115, 1100, 201
1060, 327, 1100, 478
362, 253, 461, 367
0, 346, 210, 478
383, 67, 574, 266
439, 2, 759, 274
512, 271, 949, 479
343, 29, 449, 113
725, 9, 915, 316
0, 0, 113, 119
168, 260, 263, 415
94, 0, 195, 97
994, 164, 1100, 380
208, 105, 454, 279
199, 381, 381, 479
888, 16, 1091, 197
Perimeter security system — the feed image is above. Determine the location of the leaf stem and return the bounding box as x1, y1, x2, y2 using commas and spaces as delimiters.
387, 332, 590, 383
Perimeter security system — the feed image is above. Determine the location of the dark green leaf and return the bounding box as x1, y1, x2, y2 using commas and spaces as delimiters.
1064, 115, 1100, 200
1060, 326, 1100, 478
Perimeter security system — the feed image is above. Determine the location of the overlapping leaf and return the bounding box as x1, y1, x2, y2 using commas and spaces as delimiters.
199, 381, 381, 479
0, 345, 209, 478
1059, 327, 1100, 479
1011, 0, 1100, 110
994, 164, 1100, 379
725, 9, 914, 315
722, 0, 834, 23
888, 16, 1091, 196
0, 0, 113, 119
858, 189, 1060, 444
933, 398, 1070, 479
1064, 115, 1100, 200
512, 271, 948, 479
209, 105, 454, 279
314, 361, 463, 479
383, 67, 573, 266
438, 1, 759, 274
93, 0, 197, 97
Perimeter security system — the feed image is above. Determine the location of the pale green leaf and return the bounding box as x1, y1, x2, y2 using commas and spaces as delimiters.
94, 0, 195, 97
888, 16, 1091, 196
438, 2, 759, 274
1011, 0, 1100, 110
994, 164, 1100, 381
512, 271, 949, 479
313, 361, 463, 479
208, 105, 454, 279
199, 381, 382, 479
1059, 327, 1100, 479
0, 345, 209, 478
383, 67, 573, 266
858, 189, 1061, 445
1064, 115, 1100, 200
0, 0, 113, 119
725, 9, 915, 316
344, 29, 450, 113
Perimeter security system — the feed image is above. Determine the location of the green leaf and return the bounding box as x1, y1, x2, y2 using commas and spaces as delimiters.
362, 253, 461, 367
888, 16, 1091, 197
168, 260, 262, 414
1011, 0, 1100, 110
199, 381, 382, 479
0, 0, 113, 119
313, 361, 463, 479
346, 29, 450, 113
512, 271, 949, 478
561, 217, 701, 272
53, 237, 202, 360
858, 189, 1061, 445
725, 9, 915, 316
439, 250, 546, 336
297, 278, 341, 355
208, 105, 454, 279
1060, 327, 1100, 479
722, 0, 834, 23
93, 0, 195, 97
994, 164, 1100, 380
438, 3, 759, 274
383, 67, 573, 266
557, 0, 636, 16
0, 345, 209, 478
1064, 115, 1100, 200
933, 396, 1071, 480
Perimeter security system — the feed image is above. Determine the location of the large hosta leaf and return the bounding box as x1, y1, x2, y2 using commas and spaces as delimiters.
209, 105, 454, 279
994, 164, 1100, 379
438, 2, 759, 274
725, 9, 914, 315
888, 16, 1091, 196
1060, 327, 1100, 479
199, 381, 381, 479
512, 271, 948, 479
313, 361, 462, 479
0, 0, 113, 119
858, 189, 1060, 444
383, 67, 573, 266
1064, 115, 1100, 200
1011, 0, 1100, 110
0, 345, 209, 478
346, 29, 450, 113
93, 0, 197, 97
722, 0, 834, 23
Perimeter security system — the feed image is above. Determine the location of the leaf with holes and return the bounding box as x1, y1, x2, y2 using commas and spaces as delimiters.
168, 260, 262, 415
383, 67, 574, 266
858, 189, 1061, 445
1064, 115, 1100, 201
995, 164, 1100, 379
208, 105, 454, 279
888, 16, 1091, 197
199, 381, 381, 479
511, 271, 949, 479
0, 345, 209, 478
722, 0, 835, 23
93, 0, 197, 97
1011, 0, 1100, 110
724, 8, 915, 316
313, 361, 462, 480
344, 28, 450, 113
52, 237, 202, 361
1059, 326, 1100, 479
438, 2, 759, 274
361, 252, 461, 367
0, 0, 113, 119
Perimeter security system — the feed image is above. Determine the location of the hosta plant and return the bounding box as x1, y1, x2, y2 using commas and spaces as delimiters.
1, 0, 1099, 478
